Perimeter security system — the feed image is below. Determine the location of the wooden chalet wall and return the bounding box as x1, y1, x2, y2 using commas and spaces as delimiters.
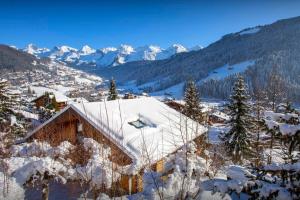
33, 95, 67, 110
119, 173, 143, 194
27, 107, 132, 166
33, 95, 50, 108
57, 102, 67, 110
27, 106, 168, 195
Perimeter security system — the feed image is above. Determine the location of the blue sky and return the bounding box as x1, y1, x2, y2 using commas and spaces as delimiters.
1, 0, 300, 49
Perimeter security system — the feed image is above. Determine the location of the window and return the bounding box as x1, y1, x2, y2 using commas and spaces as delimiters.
128, 119, 146, 129
77, 123, 83, 132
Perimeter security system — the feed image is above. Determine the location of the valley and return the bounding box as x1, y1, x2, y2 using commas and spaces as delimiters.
1, 8, 300, 200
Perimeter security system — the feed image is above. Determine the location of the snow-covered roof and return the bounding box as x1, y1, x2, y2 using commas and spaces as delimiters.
211, 111, 230, 121
69, 97, 89, 104
264, 111, 298, 121
264, 111, 300, 136
27, 97, 206, 168
30, 86, 71, 102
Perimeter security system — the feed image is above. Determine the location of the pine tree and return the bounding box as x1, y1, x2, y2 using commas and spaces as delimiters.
221, 75, 253, 164
38, 107, 54, 123
51, 95, 59, 111
182, 80, 204, 123
108, 78, 118, 101
0, 79, 10, 124
0, 80, 26, 138
284, 101, 295, 114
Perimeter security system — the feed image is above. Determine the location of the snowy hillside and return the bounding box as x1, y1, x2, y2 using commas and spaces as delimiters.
97, 16, 300, 102
22, 43, 191, 67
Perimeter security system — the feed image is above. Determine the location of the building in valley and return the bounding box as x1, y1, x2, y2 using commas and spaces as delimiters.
25, 97, 207, 194
30, 86, 72, 110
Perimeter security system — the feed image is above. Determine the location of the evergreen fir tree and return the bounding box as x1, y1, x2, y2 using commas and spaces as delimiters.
51, 95, 59, 111
0, 79, 10, 124
221, 75, 253, 164
0, 79, 26, 137
284, 101, 295, 114
38, 107, 54, 123
182, 80, 204, 123
108, 78, 118, 101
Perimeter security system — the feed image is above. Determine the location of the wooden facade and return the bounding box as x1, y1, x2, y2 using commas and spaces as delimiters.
208, 114, 227, 124
151, 159, 164, 172
32, 94, 67, 110
26, 106, 152, 194
26, 104, 199, 195
27, 107, 132, 166
119, 173, 143, 194
165, 101, 184, 112
33, 95, 51, 108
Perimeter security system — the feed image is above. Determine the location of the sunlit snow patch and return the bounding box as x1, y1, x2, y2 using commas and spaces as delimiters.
239, 27, 261, 35
201, 60, 255, 83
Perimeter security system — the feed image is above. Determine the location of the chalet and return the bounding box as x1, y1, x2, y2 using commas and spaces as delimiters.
32, 93, 67, 110
165, 100, 210, 122
30, 86, 72, 110
25, 97, 206, 194
123, 93, 136, 99
208, 111, 230, 124
165, 100, 184, 112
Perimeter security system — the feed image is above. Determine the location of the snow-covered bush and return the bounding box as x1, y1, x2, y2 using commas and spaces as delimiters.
213, 163, 300, 199
1, 138, 128, 199
140, 142, 211, 199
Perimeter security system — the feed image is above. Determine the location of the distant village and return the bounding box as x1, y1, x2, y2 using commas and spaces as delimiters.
0, 60, 229, 132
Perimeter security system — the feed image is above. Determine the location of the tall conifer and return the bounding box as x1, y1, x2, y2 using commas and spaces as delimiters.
221, 75, 253, 164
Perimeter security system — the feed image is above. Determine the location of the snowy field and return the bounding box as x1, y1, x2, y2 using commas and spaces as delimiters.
200, 60, 255, 83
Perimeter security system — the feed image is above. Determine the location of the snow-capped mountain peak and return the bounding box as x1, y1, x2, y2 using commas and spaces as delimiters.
24, 44, 50, 55
119, 44, 134, 55
189, 45, 204, 51
168, 44, 188, 53
57, 45, 77, 53
80, 45, 96, 55
22, 43, 201, 67
100, 47, 117, 54
148, 45, 162, 53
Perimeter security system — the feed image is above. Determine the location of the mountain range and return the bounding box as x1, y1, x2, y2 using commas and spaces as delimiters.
2, 16, 300, 103
22, 43, 202, 67
94, 16, 300, 102
0, 44, 47, 72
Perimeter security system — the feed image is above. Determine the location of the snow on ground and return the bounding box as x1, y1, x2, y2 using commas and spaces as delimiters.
119, 60, 255, 100
239, 27, 261, 35
151, 82, 185, 99
201, 60, 255, 83
0, 172, 25, 200
119, 80, 184, 100
208, 124, 228, 144
2, 138, 122, 197
15, 110, 39, 120
2, 139, 229, 200
10, 115, 17, 126
85, 74, 102, 82
264, 110, 300, 136
74, 76, 95, 85
50, 85, 75, 95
